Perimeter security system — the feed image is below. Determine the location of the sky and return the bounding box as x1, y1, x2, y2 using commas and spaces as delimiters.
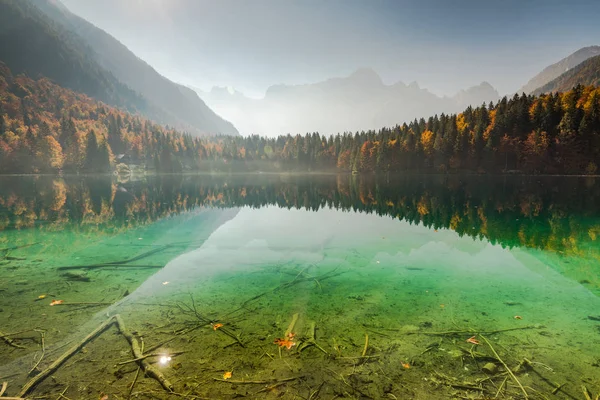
60, 0, 600, 98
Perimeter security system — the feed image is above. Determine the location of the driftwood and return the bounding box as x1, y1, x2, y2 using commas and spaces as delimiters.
18, 316, 117, 397
116, 351, 186, 366
17, 314, 174, 397
580, 384, 599, 400
57, 245, 171, 271
285, 313, 299, 337
127, 339, 143, 400
115, 315, 174, 392
0, 243, 39, 262
0, 330, 26, 349
297, 322, 327, 354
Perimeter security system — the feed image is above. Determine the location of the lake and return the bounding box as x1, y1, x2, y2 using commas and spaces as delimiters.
0, 174, 599, 399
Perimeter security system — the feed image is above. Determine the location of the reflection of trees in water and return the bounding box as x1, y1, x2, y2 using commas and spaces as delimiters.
1, 175, 599, 256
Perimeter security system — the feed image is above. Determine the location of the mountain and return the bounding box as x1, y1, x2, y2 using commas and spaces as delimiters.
0, 0, 145, 112
0, 61, 222, 173
533, 55, 600, 95
197, 68, 499, 136
453, 82, 498, 109
0, 0, 237, 136
519, 46, 600, 94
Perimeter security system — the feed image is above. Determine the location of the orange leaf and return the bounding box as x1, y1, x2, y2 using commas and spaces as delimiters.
213, 323, 224, 331
466, 336, 480, 345
274, 338, 296, 350
223, 371, 232, 380
50, 300, 64, 306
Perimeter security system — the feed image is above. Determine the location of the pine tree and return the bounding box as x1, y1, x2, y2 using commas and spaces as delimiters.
84, 130, 99, 172
0, 103, 6, 138
97, 141, 113, 173
59, 116, 76, 148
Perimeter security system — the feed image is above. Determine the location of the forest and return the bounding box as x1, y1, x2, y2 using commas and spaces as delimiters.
1, 62, 600, 175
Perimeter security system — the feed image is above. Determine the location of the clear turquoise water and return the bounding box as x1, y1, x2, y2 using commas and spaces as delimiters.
0, 174, 599, 399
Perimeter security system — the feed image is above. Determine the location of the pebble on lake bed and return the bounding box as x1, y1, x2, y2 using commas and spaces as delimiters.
482, 362, 498, 374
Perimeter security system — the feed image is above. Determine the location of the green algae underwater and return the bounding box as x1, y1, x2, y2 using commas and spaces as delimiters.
0, 174, 599, 400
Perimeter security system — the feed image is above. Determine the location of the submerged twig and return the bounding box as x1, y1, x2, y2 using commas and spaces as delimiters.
55, 385, 69, 400
116, 350, 186, 366
52, 302, 114, 307
57, 245, 171, 271
480, 335, 528, 399
58, 264, 163, 271
494, 376, 508, 398
0, 329, 26, 349
417, 325, 543, 336
361, 333, 369, 357
226, 269, 345, 317
28, 330, 46, 374
115, 315, 174, 392
213, 376, 302, 384
17, 314, 174, 397
297, 322, 327, 354
286, 313, 299, 337
127, 338, 144, 399
18, 316, 117, 397
177, 294, 245, 347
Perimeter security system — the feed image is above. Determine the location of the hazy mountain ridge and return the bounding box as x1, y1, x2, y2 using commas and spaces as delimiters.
0, 0, 147, 113
533, 54, 600, 95
197, 68, 499, 136
0, 0, 238, 137
520, 45, 600, 94
32, 0, 238, 137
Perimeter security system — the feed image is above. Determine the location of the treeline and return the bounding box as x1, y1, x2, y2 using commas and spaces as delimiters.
1, 62, 600, 174
2, 175, 600, 261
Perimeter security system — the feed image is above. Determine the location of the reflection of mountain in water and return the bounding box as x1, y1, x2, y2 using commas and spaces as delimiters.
2, 174, 599, 260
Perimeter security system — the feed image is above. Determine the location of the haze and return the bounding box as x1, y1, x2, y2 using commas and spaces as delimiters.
59, 0, 600, 98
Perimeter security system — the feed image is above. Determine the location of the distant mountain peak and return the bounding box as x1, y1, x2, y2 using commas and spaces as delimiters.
453, 81, 499, 107
201, 68, 500, 137
348, 67, 383, 84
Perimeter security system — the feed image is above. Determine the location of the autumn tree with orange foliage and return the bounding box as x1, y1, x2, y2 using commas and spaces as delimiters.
1, 61, 600, 175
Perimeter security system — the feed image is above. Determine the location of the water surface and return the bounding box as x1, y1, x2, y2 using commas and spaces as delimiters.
1, 174, 599, 399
